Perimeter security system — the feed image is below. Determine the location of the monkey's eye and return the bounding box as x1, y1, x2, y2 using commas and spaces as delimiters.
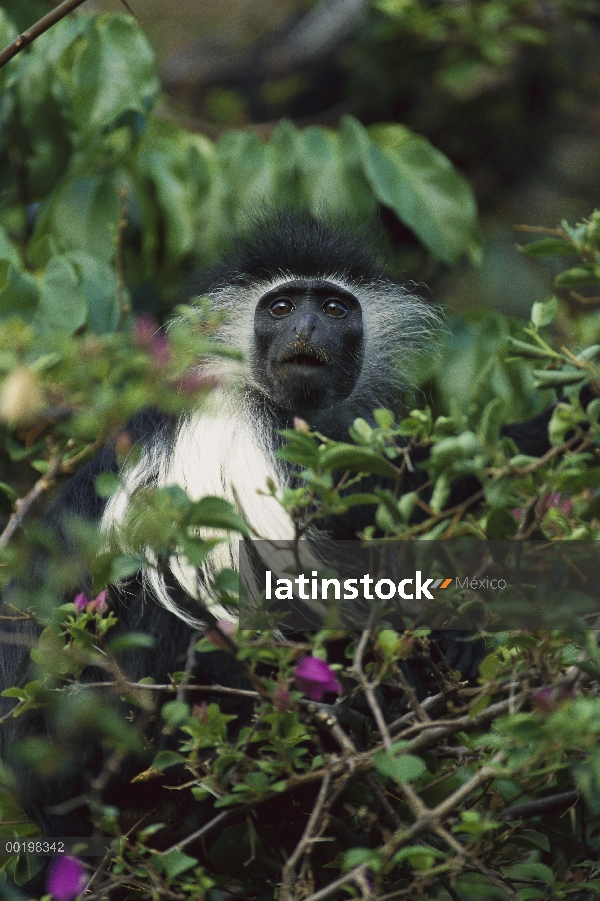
322, 299, 348, 317
269, 298, 294, 318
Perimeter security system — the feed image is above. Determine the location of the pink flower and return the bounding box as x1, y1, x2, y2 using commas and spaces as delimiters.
532, 685, 574, 715
205, 619, 237, 648
46, 855, 87, 901
149, 332, 170, 365
73, 593, 89, 614
177, 370, 220, 396
192, 702, 209, 722
293, 657, 341, 701
538, 492, 573, 517
132, 315, 170, 365
88, 590, 108, 614
133, 313, 157, 347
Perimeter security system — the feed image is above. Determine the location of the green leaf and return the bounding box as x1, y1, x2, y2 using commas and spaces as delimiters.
479, 397, 505, 445
188, 496, 249, 535
95, 472, 121, 498
533, 368, 585, 389
161, 701, 190, 726
71, 15, 158, 137
511, 830, 551, 852
478, 653, 503, 680
373, 408, 394, 429
554, 265, 599, 288
518, 237, 574, 257
342, 848, 383, 872
137, 119, 200, 264
319, 444, 398, 478
344, 117, 479, 263
299, 123, 375, 219
110, 554, 143, 581
41, 175, 121, 262
506, 336, 559, 360
212, 568, 240, 594
156, 849, 198, 880
67, 252, 120, 334
0, 9, 17, 54
484, 479, 515, 510
391, 844, 443, 869
374, 750, 426, 785
485, 508, 517, 539
531, 297, 558, 329
0, 226, 22, 269
0, 481, 17, 501
0, 260, 40, 321
108, 633, 155, 653
277, 442, 320, 468
266, 119, 301, 202
504, 861, 554, 886
153, 750, 185, 772
34, 256, 87, 334
217, 130, 272, 212
341, 492, 380, 508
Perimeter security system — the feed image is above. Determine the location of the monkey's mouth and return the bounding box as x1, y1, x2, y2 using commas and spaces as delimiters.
276, 345, 330, 369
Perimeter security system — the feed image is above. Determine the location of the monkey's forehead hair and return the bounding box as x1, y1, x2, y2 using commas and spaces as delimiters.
193, 209, 391, 291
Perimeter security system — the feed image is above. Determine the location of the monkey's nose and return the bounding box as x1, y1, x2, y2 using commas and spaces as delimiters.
295, 313, 318, 336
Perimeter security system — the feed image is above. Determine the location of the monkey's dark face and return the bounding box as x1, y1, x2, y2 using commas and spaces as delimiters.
252, 279, 364, 414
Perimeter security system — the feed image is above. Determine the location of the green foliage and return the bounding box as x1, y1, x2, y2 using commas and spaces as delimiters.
0, 9, 479, 338
0, 6, 600, 901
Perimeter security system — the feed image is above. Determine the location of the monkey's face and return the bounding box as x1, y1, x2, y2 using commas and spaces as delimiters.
252, 279, 364, 414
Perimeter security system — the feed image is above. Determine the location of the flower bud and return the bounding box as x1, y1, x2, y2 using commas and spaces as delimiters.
0, 366, 44, 425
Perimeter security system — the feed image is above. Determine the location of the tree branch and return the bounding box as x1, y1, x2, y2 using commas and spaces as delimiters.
0, 0, 91, 70
0, 455, 63, 549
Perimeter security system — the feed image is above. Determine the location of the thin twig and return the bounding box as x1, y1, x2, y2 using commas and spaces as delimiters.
0, 0, 91, 69
69, 679, 261, 699
300, 864, 369, 901
280, 772, 333, 901
0, 455, 63, 548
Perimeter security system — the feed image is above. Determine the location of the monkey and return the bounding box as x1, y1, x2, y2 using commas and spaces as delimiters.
0, 209, 552, 895
96, 209, 440, 627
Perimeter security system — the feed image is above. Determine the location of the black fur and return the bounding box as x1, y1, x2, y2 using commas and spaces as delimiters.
192, 210, 386, 292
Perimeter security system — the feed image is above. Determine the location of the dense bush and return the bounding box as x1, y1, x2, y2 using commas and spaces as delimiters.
1, 6, 600, 901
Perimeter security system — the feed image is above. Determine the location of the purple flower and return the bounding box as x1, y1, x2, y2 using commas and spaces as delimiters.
293, 656, 341, 701
532, 684, 575, 715
46, 855, 87, 901
88, 589, 108, 614
73, 593, 89, 614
